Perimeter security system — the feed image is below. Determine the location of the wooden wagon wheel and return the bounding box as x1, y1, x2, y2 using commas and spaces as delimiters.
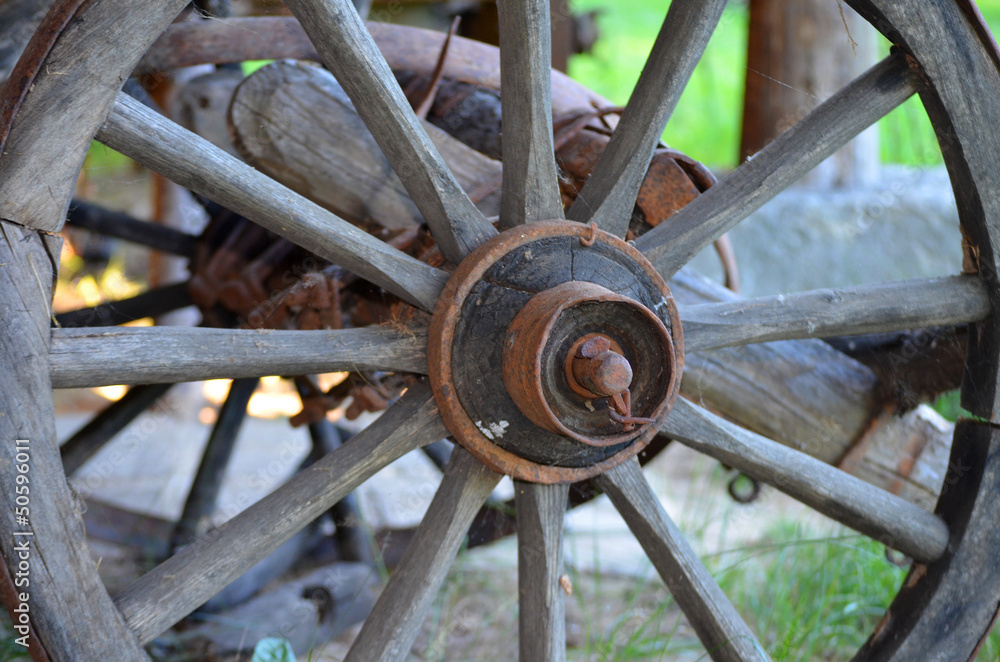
1, 0, 1000, 660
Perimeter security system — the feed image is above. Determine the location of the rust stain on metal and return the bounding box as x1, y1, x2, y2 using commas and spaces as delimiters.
428, 220, 684, 483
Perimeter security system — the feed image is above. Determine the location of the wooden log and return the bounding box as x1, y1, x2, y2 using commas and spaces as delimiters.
49, 325, 428, 389
741, 0, 880, 187
672, 268, 953, 510
283, 0, 496, 264
98, 92, 449, 311
228, 60, 501, 229
0, 220, 149, 660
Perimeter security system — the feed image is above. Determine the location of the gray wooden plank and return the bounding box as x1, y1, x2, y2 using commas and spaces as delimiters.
681, 276, 990, 352
0, 220, 150, 660
596, 459, 767, 662
497, 0, 564, 228
283, 0, 496, 263
49, 325, 427, 388
636, 52, 918, 279
516, 481, 569, 662
566, 0, 727, 237
663, 398, 949, 563
96, 93, 448, 312
115, 384, 448, 644
344, 447, 501, 661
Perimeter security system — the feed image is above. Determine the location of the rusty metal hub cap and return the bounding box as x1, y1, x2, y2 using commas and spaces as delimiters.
428, 221, 684, 483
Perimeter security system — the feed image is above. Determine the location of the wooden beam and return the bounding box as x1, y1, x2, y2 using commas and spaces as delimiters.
49, 326, 428, 388
681, 276, 990, 352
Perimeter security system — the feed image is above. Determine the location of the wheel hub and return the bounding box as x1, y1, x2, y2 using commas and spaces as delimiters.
429, 220, 684, 483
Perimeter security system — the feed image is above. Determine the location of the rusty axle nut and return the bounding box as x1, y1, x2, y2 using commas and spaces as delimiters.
570, 336, 633, 398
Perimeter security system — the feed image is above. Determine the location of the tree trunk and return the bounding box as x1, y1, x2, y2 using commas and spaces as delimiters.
741, 0, 879, 187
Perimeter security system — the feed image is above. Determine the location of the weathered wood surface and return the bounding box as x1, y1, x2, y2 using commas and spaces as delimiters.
284, 0, 496, 263
672, 268, 953, 510
49, 325, 428, 389
97, 93, 448, 311
0, 220, 149, 660
842, 0, 1000, 424
597, 459, 766, 662
115, 384, 447, 644
497, 0, 564, 228
681, 276, 990, 352
229, 60, 502, 229
636, 51, 918, 279
664, 398, 949, 564
345, 448, 500, 662
0, 0, 189, 233
567, 0, 727, 238
855, 421, 1000, 660
516, 481, 569, 662
60, 383, 173, 475
220, 61, 956, 507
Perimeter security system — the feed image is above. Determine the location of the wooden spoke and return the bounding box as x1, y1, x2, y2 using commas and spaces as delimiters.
115, 383, 447, 644
60, 383, 174, 476
516, 481, 569, 662
681, 276, 991, 352
283, 0, 497, 263
171, 378, 258, 551
596, 459, 766, 662
97, 93, 448, 311
344, 447, 501, 661
67, 199, 197, 258
663, 398, 949, 563
50, 319, 428, 389
55, 281, 192, 328
566, 0, 727, 237
497, 0, 564, 228
636, 51, 918, 278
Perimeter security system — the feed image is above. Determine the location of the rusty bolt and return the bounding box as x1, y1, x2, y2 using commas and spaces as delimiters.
570, 336, 633, 397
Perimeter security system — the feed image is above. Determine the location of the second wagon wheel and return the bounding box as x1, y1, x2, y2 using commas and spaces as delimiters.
2, 0, 1000, 660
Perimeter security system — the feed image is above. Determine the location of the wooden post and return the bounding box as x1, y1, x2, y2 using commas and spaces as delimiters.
740, 0, 879, 187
